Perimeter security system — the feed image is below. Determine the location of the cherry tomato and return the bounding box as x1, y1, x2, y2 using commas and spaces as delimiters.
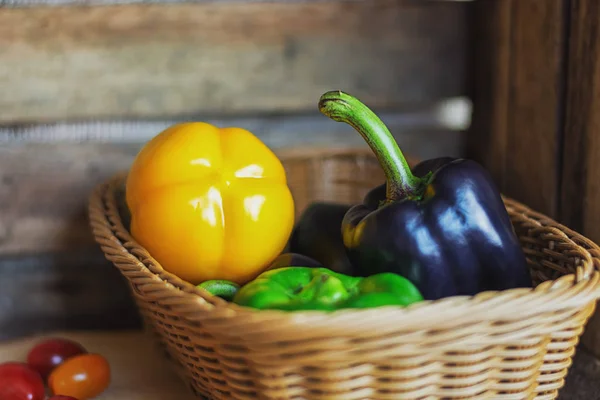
27, 338, 87, 380
48, 354, 110, 400
0, 362, 45, 400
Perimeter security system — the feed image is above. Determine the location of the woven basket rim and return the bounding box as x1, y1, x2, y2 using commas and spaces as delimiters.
88, 148, 600, 337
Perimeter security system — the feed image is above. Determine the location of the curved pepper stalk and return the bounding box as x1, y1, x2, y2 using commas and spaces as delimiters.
318, 91, 533, 300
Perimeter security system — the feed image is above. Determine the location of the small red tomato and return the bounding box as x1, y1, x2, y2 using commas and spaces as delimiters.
0, 362, 45, 400
27, 338, 87, 381
48, 354, 110, 400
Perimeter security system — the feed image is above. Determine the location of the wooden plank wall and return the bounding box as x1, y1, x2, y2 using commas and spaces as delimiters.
0, 0, 467, 124
467, 0, 567, 218
468, 0, 600, 358
0, 0, 470, 338
561, 0, 600, 358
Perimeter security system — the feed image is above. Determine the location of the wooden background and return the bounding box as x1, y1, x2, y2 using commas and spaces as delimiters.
0, 0, 470, 339
4, 0, 600, 362
468, 0, 600, 357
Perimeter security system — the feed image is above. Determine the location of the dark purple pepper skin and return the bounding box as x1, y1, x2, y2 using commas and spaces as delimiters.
342, 157, 533, 300
288, 202, 355, 276
317, 90, 533, 301
269, 252, 324, 270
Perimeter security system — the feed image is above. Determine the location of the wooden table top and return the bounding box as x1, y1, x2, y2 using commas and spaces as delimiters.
0, 330, 195, 400
0, 330, 598, 399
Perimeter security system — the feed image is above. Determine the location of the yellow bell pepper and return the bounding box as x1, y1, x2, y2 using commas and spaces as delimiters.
125, 122, 295, 285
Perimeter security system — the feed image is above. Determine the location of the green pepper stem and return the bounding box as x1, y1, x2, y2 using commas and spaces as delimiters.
318, 91, 423, 202
197, 280, 240, 301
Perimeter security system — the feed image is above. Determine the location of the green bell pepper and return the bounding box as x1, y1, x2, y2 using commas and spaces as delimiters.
232, 266, 423, 311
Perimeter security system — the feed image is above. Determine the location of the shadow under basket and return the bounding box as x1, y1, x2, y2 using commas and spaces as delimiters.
88, 147, 600, 400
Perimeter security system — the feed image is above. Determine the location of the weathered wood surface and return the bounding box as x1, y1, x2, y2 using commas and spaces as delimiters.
465, 0, 511, 189
560, 0, 600, 359
467, 0, 600, 359
467, 0, 567, 218
1, 0, 475, 7
0, 132, 459, 337
559, 0, 600, 255
0, 331, 196, 399
0, 108, 466, 145
0, 143, 138, 256
0, 103, 464, 337
0, 124, 463, 257
0, 253, 142, 340
0, 0, 467, 124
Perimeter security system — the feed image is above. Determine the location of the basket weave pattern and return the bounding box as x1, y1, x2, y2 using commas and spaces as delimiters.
88, 148, 600, 400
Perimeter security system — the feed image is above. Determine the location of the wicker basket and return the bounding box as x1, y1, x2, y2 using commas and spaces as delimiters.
89, 147, 600, 400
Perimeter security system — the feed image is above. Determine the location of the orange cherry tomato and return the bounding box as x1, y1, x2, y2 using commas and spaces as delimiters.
48, 354, 110, 400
